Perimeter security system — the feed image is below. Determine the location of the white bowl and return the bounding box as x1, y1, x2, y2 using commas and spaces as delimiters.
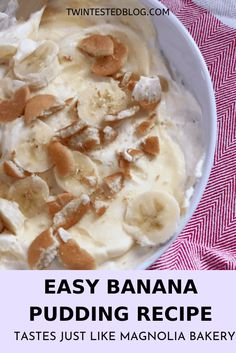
136, 0, 217, 269
16, 0, 217, 270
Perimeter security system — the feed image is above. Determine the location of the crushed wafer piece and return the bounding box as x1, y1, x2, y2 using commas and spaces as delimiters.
69, 98, 80, 120
132, 76, 161, 111
89, 186, 106, 202
47, 200, 62, 217
48, 141, 76, 177
53, 195, 91, 230
101, 126, 118, 144
58, 239, 96, 270
24, 94, 64, 124
28, 228, 59, 270
135, 119, 155, 136
139, 100, 159, 111
104, 105, 140, 123
3, 160, 27, 179
57, 192, 75, 205
67, 126, 101, 152
117, 153, 131, 178
141, 136, 160, 156
103, 172, 124, 197
83, 175, 97, 187
65, 97, 74, 105
126, 148, 144, 161
58, 119, 87, 140
132, 76, 161, 102
91, 37, 128, 76
0, 86, 29, 123
79, 34, 114, 57
120, 72, 140, 91
92, 199, 108, 217
118, 149, 144, 178
112, 71, 124, 80
63, 55, 72, 62
47, 192, 75, 216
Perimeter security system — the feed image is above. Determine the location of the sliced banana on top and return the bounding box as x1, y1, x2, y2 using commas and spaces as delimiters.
8, 175, 49, 218
13, 40, 61, 90
0, 45, 17, 64
0, 233, 26, 260
14, 119, 54, 173
76, 79, 128, 126
77, 195, 134, 259
60, 72, 129, 127
14, 39, 38, 63
54, 151, 99, 196
123, 190, 180, 246
0, 198, 25, 235
0, 7, 45, 64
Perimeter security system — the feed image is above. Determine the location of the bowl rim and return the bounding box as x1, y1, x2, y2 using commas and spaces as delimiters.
136, 0, 217, 269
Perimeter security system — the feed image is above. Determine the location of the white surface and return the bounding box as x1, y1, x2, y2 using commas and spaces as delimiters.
138, 0, 217, 269
193, 0, 236, 28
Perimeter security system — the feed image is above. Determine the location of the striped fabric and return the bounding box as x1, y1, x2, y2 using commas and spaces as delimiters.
150, 0, 236, 270
193, 0, 236, 18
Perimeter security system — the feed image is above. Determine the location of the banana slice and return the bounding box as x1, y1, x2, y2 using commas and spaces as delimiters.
14, 119, 54, 173
0, 233, 25, 260
123, 190, 180, 246
54, 151, 99, 196
14, 39, 38, 63
0, 7, 44, 63
0, 45, 17, 64
8, 175, 49, 218
0, 6, 44, 39
59, 74, 128, 127
0, 198, 25, 234
13, 40, 61, 90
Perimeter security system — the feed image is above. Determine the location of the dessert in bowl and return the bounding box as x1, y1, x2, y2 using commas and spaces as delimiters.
0, 0, 216, 269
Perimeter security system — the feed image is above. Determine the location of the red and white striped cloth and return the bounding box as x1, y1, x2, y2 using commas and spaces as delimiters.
150, 0, 236, 270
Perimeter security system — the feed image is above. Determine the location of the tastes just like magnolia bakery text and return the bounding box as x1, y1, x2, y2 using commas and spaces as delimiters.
29, 278, 212, 322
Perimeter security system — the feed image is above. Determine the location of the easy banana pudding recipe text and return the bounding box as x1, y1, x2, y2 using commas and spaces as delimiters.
28, 278, 212, 322
0, 0, 204, 269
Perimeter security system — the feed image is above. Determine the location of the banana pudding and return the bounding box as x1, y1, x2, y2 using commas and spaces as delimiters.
0, 0, 204, 269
